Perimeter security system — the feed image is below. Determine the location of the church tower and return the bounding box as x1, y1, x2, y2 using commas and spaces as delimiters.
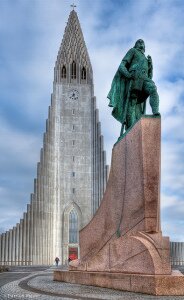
0, 9, 108, 265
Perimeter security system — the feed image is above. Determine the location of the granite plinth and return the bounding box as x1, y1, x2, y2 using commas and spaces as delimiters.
69, 117, 171, 276
54, 269, 184, 296
54, 117, 183, 295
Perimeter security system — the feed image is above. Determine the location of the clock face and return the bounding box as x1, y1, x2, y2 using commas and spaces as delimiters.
68, 89, 79, 100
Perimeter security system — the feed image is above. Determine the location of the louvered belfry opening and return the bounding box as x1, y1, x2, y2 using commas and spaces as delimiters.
81, 67, 86, 80
71, 61, 76, 79
61, 65, 66, 79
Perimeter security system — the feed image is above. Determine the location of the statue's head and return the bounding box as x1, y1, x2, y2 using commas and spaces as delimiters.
134, 39, 145, 52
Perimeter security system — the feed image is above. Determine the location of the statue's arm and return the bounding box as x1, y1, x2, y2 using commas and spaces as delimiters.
118, 48, 135, 78
147, 55, 153, 79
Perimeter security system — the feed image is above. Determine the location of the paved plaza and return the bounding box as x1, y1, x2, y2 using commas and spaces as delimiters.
0, 266, 184, 299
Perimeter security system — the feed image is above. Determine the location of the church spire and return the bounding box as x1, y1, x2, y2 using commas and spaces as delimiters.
54, 10, 93, 84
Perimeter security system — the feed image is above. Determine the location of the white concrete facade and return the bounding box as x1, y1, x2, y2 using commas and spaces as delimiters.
0, 10, 108, 266
170, 242, 184, 266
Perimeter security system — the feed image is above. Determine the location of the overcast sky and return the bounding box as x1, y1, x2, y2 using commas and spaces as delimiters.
0, 0, 184, 241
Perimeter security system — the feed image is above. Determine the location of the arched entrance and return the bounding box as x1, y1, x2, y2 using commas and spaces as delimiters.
68, 209, 78, 260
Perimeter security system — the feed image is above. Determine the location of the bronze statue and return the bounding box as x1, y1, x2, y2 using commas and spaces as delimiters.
107, 39, 160, 135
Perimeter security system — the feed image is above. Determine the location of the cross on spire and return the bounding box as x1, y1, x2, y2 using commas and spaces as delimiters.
71, 3, 76, 10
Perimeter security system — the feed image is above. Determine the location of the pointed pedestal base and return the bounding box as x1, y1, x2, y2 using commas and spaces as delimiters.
54, 270, 184, 296
54, 117, 184, 295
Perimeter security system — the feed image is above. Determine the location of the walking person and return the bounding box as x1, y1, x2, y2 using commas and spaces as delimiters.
55, 257, 60, 266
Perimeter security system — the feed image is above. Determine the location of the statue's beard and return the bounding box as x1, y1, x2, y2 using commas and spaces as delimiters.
137, 46, 145, 53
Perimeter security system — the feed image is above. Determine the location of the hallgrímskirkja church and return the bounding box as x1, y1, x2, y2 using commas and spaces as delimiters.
0, 9, 108, 266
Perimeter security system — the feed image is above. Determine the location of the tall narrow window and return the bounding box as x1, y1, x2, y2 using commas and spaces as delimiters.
81, 67, 86, 80
61, 65, 66, 78
69, 209, 78, 243
72, 109, 75, 115
71, 61, 76, 79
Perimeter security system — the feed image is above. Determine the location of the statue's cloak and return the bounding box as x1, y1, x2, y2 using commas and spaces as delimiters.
107, 67, 130, 124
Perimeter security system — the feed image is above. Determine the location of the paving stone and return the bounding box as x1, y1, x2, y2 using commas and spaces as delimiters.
26, 275, 184, 300
1, 267, 184, 300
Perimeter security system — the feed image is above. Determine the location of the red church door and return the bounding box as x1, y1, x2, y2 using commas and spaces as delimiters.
69, 247, 78, 260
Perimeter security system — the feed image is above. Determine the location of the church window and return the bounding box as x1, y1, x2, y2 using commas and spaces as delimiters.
69, 209, 78, 243
81, 67, 86, 80
61, 65, 66, 78
71, 61, 76, 79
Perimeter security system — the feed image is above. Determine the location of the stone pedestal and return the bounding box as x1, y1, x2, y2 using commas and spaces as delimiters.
54, 270, 184, 296
54, 116, 184, 295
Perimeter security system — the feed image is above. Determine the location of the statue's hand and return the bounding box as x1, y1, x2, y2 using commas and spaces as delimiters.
147, 55, 152, 63
129, 70, 135, 79
125, 72, 132, 79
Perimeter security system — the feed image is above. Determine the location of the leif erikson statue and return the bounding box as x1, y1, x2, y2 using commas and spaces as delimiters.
107, 39, 160, 135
